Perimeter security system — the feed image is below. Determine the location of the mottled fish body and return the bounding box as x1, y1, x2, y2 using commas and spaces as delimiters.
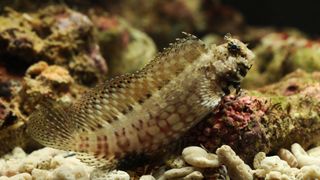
27, 34, 254, 168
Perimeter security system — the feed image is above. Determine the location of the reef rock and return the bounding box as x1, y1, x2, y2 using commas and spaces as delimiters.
90, 10, 157, 77
0, 6, 107, 86
185, 70, 320, 163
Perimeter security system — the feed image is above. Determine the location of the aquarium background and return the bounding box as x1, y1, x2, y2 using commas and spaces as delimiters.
1, 1, 320, 179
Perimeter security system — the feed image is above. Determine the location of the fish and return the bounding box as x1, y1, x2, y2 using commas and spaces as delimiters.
27, 33, 255, 169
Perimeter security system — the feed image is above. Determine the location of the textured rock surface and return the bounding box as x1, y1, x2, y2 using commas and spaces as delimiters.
0, 6, 108, 86
90, 10, 157, 77
185, 70, 320, 163
243, 32, 320, 88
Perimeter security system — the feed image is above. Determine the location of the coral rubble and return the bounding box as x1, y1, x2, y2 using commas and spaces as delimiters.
2, 144, 320, 179
0, 147, 93, 179
157, 146, 228, 180
253, 143, 320, 179
182, 146, 219, 168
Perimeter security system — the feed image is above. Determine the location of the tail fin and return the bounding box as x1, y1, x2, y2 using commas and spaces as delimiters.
27, 98, 75, 150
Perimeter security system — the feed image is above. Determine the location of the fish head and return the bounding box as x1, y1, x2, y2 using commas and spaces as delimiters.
204, 34, 255, 94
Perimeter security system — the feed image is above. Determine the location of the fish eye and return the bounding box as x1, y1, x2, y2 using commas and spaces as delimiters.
227, 42, 241, 55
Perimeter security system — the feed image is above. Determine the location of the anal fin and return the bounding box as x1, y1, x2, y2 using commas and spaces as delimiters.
75, 152, 118, 169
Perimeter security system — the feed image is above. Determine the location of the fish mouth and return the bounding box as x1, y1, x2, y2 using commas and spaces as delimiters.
238, 63, 250, 77
222, 63, 251, 95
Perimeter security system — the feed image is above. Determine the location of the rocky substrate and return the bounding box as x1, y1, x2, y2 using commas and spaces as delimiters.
1, 143, 320, 180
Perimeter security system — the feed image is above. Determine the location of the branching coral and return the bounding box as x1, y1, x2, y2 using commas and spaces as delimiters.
291, 143, 320, 167
253, 156, 298, 178
278, 148, 298, 168
253, 152, 266, 169
296, 165, 320, 179
307, 146, 320, 157
216, 145, 253, 180
264, 171, 292, 180
253, 143, 320, 179
155, 146, 228, 180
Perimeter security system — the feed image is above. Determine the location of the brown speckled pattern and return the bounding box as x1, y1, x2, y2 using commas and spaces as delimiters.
27, 34, 254, 167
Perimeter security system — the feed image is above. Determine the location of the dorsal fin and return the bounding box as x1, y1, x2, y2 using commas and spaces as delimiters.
27, 33, 207, 157
69, 33, 207, 132
143, 33, 204, 74
69, 73, 144, 131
